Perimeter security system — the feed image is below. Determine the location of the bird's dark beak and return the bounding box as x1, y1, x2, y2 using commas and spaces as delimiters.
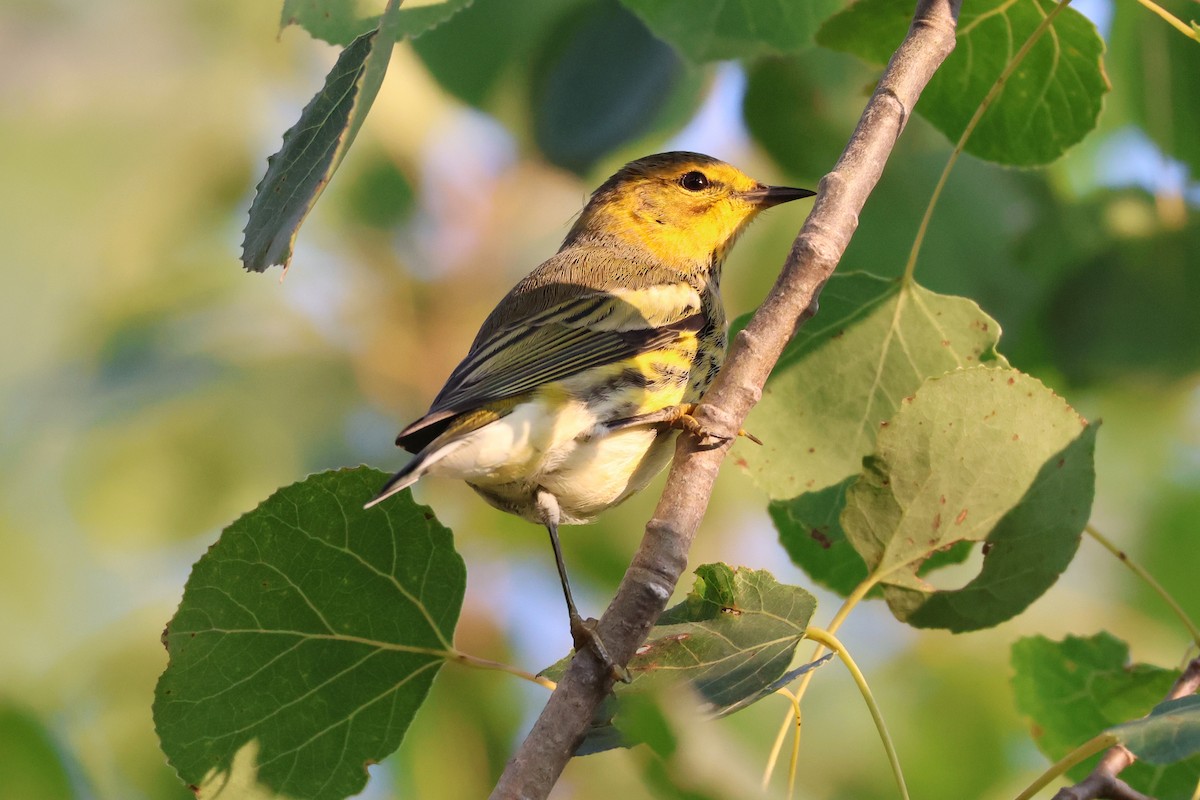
741, 183, 816, 208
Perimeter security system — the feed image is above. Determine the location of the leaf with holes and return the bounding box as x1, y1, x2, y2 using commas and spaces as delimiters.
818, 0, 1108, 166
736, 273, 1005, 594
843, 367, 1095, 631
242, 0, 402, 273
542, 564, 820, 754
154, 468, 465, 800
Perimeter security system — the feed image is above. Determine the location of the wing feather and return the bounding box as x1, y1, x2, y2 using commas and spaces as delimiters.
396, 248, 707, 451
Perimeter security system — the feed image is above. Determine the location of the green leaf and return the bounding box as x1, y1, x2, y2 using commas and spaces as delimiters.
620, 0, 845, 62
1013, 634, 1200, 796
280, 0, 475, 47
154, 468, 465, 800
842, 367, 1095, 630
543, 564, 819, 754
743, 275, 1006, 501
530, 0, 690, 175
818, 0, 1109, 166
242, 0, 403, 273
0, 702, 77, 800
1114, 696, 1200, 766
1109, 0, 1200, 173
739, 274, 1005, 593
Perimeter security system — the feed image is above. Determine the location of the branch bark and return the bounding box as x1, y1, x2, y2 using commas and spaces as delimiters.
490, 2, 963, 796
1051, 656, 1200, 800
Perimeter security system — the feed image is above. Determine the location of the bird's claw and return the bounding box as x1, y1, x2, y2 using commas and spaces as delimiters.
570, 614, 632, 684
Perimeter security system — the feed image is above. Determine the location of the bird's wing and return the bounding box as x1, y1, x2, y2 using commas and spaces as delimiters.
397, 257, 705, 451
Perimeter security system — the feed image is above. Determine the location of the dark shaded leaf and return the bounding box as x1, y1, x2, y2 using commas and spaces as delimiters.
412, 0, 586, 108
621, 0, 844, 62
531, 0, 690, 175
1042, 219, 1200, 384
743, 52, 867, 180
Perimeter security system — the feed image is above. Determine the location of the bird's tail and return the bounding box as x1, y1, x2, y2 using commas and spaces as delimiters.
363, 439, 466, 510
363, 463, 422, 510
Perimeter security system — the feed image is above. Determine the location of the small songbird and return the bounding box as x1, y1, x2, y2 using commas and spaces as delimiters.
367, 152, 813, 678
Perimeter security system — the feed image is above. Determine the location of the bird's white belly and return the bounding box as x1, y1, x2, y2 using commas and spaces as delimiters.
424, 396, 674, 525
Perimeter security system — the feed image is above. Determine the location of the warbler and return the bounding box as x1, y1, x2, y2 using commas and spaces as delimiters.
367, 151, 813, 678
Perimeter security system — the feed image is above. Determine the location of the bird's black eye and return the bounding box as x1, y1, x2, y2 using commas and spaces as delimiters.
679, 171, 710, 191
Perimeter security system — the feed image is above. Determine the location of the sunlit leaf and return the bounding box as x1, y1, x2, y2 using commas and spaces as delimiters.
818, 0, 1109, 166
738, 273, 1005, 594
842, 367, 1095, 630
280, 0, 474, 47
154, 468, 465, 800
1013, 634, 1200, 796
542, 564, 819, 753
621, 0, 844, 62
742, 274, 1005, 500
242, 0, 403, 273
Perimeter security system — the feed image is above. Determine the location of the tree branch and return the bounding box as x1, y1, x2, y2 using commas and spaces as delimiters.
1050, 656, 1200, 800
490, 2, 962, 796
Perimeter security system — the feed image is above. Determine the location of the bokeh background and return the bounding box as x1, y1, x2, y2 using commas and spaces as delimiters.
2, 0, 1198, 797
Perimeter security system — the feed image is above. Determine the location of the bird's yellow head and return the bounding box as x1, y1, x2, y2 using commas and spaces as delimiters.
564, 151, 814, 275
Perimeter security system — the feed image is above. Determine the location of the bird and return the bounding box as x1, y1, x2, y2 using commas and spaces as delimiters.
366, 151, 813, 680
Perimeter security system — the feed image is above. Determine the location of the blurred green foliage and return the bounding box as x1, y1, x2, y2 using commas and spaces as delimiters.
2, 0, 1198, 797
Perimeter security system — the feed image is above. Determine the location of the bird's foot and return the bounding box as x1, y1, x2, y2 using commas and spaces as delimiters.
602, 403, 762, 445
570, 614, 632, 684
667, 403, 763, 446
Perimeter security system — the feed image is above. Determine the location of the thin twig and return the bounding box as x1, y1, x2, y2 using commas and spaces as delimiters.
450, 649, 558, 690
489, 2, 962, 796
1085, 523, 1200, 647
1133, 0, 1200, 42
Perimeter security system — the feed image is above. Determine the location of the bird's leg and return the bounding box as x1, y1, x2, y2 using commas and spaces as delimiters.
603, 403, 762, 445
537, 491, 631, 684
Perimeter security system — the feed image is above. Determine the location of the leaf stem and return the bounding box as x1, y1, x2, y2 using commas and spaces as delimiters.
1084, 523, 1200, 647
1012, 733, 1117, 800
1132, 0, 1200, 41
903, 0, 1075, 284
805, 627, 910, 800
766, 688, 804, 799
449, 649, 557, 690
763, 575, 878, 788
